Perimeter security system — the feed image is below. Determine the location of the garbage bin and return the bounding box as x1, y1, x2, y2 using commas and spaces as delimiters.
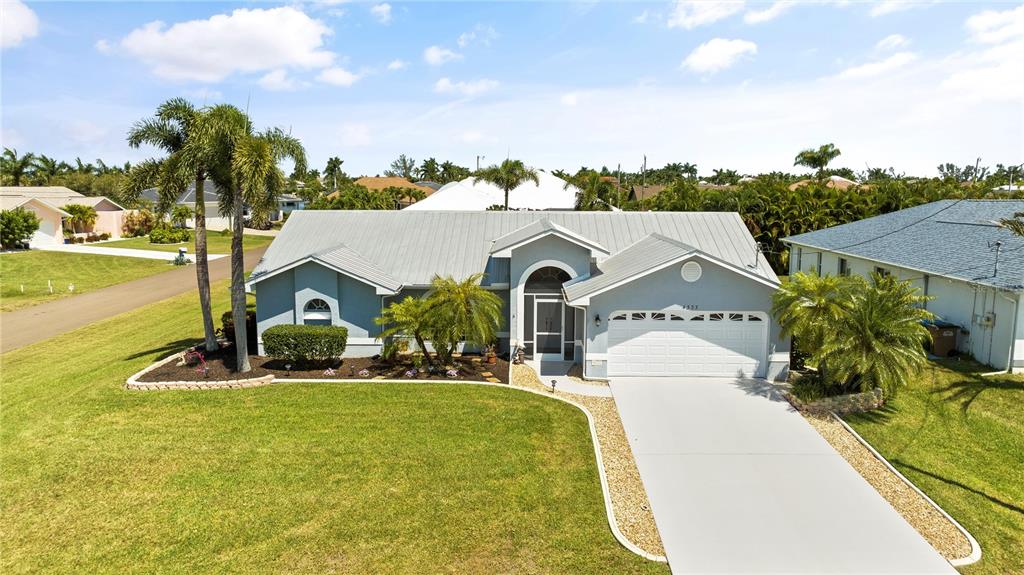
924, 320, 958, 357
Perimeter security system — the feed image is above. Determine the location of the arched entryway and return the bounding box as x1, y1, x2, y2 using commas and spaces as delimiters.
522, 266, 575, 360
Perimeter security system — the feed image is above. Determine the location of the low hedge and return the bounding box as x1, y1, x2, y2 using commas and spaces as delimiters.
149, 226, 191, 244
262, 324, 348, 364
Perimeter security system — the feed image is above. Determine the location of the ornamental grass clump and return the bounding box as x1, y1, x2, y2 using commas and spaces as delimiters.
773, 272, 933, 398
262, 324, 348, 366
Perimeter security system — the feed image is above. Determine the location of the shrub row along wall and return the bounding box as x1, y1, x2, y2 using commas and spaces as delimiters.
786, 388, 884, 416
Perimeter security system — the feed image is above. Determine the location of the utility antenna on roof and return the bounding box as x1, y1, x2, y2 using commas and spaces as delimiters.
749, 242, 763, 269
989, 240, 1003, 277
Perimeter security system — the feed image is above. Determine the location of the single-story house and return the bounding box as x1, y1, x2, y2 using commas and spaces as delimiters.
788, 175, 861, 191
327, 177, 436, 207
0, 195, 70, 247
272, 193, 305, 221
784, 199, 1024, 372
404, 171, 581, 211
0, 186, 125, 240
140, 180, 244, 231
247, 210, 789, 381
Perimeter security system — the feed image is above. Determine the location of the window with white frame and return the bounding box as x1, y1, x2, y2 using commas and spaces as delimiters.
303, 298, 332, 326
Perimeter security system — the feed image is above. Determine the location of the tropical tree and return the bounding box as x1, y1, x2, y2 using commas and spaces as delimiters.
997, 212, 1024, 237
31, 155, 69, 184
417, 157, 441, 182
62, 203, 98, 233
189, 104, 307, 372
1, 148, 36, 185
170, 204, 194, 228
708, 168, 741, 185
73, 157, 96, 175
0, 207, 40, 248
565, 169, 619, 210
384, 186, 426, 207
473, 159, 539, 210
426, 273, 504, 365
324, 156, 345, 191
125, 97, 219, 352
439, 160, 470, 184
376, 296, 437, 368
819, 275, 932, 396
384, 154, 417, 180
794, 143, 842, 179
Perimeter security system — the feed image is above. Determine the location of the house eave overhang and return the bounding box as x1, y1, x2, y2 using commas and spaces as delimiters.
245, 255, 401, 296
490, 227, 610, 259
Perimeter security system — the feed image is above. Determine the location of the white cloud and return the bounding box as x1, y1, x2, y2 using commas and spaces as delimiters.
115, 6, 334, 82
1, 128, 25, 148
460, 131, 483, 143
681, 38, 757, 74
370, 3, 392, 24
837, 51, 917, 79
386, 59, 408, 71
423, 45, 462, 66
2, 0, 39, 49
668, 0, 744, 30
259, 69, 301, 91
632, 10, 650, 24
66, 120, 109, 145
875, 34, 910, 51
457, 24, 498, 48
744, 1, 795, 24
184, 87, 223, 101
870, 1, 929, 18
317, 66, 360, 86
339, 122, 371, 147
561, 92, 580, 107
434, 77, 499, 97
95, 39, 112, 54
965, 4, 1024, 45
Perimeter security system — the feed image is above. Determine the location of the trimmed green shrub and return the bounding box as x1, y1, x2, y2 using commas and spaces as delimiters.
122, 209, 156, 237
263, 324, 348, 364
220, 308, 257, 348
0, 207, 40, 249
149, 225, 191, 244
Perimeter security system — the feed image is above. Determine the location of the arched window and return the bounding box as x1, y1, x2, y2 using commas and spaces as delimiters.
303, 298, 332, 326
525, 267, 571, 293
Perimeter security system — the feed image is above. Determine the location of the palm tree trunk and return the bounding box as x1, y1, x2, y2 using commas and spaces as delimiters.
504, 187, 509, 210
231, 189, 251, 372
194, 177, 218, 352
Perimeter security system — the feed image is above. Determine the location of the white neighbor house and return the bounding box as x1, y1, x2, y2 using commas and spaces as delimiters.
784, 200, 1024, 373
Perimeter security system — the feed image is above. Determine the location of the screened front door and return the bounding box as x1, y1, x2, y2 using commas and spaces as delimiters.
535, 299, 563, 356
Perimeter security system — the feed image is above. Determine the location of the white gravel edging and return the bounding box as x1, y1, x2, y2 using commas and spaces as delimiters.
832, 413, 982, 567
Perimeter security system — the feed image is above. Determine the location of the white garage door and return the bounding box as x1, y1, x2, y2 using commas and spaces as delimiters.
607, 311, 768, 378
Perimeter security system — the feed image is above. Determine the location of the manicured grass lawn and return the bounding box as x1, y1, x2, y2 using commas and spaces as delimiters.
0, 251, 172, 312
102, 233, 274, 254
0, 282, 665, 574
845, 359, 1024, 575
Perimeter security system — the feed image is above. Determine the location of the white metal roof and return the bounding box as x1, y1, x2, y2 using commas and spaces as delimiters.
403, 171, 579, 211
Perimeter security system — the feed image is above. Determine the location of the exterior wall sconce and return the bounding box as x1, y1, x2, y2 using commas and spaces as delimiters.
594, 314, 601, 326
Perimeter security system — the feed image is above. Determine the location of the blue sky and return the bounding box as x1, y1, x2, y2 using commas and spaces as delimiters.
2, 1, 1021, 177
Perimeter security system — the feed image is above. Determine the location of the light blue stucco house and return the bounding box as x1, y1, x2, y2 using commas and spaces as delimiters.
246, 210, 790, 381
784, 200, 1024, 373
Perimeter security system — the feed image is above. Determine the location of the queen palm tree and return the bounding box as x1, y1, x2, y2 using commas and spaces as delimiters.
125, 98, 219, 352
794, 143, 842, 179
1, 148, 36, 185
190, 104, 307, 372
473, 159, 539, 210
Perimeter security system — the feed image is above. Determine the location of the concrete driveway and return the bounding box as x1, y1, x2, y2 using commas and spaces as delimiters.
610, 377, 955, 574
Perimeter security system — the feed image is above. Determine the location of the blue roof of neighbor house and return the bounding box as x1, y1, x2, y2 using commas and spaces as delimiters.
784, 200, 1024, 291
250, 210, 777, 289
140, 180, 221, 205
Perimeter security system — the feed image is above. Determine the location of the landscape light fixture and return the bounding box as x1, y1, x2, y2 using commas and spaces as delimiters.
594, 314, 601, 326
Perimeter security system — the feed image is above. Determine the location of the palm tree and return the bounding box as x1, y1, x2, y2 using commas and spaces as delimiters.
771, 272, 852, 383
566, 169, 618, 210
31, 155, 68, 184
821, 275, 932, 396
439, 161, 470, 184
73, 157, 95, 175
376, 296, 436, 368
191, 104, 307, 372
125, 98, 219, 353
324, 156, 345, 191
62, 204, 97, 233
997, 212, 1024, 237
794, 143, 842, 179
473, 159, 539, 210
2, 148, 36, 185
425, 273, 503, 366
417, 157, 441, 182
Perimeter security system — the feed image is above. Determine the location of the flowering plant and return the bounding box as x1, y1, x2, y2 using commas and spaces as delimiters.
358, 369, 370, 377
323, 367, 336, 377
404, 369, 417, 378
445, 369, 459, 378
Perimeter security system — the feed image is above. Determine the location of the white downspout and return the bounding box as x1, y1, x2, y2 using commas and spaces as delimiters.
1001, 292, 1019, 373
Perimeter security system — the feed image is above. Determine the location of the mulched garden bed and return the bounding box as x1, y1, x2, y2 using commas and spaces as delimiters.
137, 345, 510, 384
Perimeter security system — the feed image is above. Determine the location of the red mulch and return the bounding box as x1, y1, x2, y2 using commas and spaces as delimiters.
137, 345, 510, 384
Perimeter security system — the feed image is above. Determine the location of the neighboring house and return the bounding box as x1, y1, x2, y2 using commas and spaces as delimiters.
784, 199, 1024, 373
414, 180, 442, 192
247, 210, 789, 381
404, 171, 580, 211
0, 186, 125, 240
273, 193, 305, 221
327, 177, 435, 207
788, 175, 860, 191
140, 180, 239, 231
0, 195, 70, 247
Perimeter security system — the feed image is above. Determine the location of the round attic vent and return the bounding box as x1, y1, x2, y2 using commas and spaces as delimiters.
681, 261, 703, 282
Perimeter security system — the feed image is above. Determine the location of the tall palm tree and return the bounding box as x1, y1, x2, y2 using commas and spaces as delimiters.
473, 159, 539, 210
2, 148, 36, 185
125, 98, 219, 352
324, 156, 344, 191
190, 104, 307, 372
794, 143, 842, 179
31, 155, 68, 184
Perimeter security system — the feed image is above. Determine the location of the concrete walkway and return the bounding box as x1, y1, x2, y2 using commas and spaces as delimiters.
525, 360, 612, 397
0, 246, 267, 353
611, 377, 955, 575
36, 243, 227, 261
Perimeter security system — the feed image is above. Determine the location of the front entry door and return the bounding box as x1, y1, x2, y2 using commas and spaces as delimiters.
535, 299, 564, 359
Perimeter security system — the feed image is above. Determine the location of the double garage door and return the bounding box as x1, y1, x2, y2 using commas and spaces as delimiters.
607, 311, 768, 378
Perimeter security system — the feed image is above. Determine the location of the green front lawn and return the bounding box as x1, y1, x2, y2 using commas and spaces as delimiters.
0, 251, 173, 312
102, 232, 274, 254
0, 282, 665, 574
845, 360, 1024, 575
